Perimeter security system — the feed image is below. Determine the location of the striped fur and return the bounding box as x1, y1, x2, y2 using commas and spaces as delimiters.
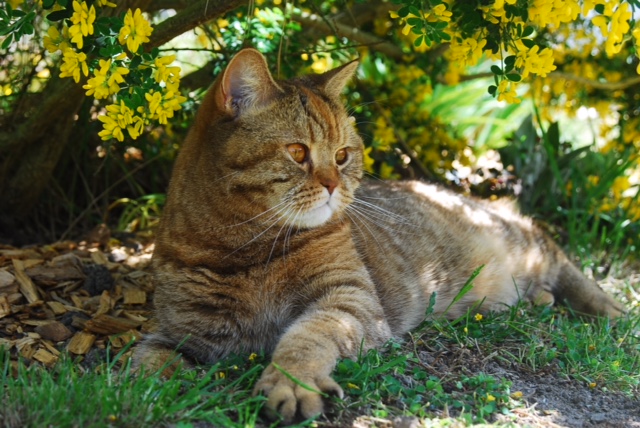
135, 49, 624, 424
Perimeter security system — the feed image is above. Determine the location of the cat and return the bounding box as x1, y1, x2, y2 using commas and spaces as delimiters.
135, 48, 624, 424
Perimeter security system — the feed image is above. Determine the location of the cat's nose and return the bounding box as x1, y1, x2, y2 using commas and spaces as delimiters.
320, 178, 338, 195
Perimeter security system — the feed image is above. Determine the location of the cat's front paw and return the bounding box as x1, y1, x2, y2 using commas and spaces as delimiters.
253, 363, 344, 424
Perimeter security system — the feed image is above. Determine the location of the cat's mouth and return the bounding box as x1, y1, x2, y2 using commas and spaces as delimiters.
295, 192, 340, 229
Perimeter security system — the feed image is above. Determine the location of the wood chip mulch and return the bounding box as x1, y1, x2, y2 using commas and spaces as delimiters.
0, 230, 156, 372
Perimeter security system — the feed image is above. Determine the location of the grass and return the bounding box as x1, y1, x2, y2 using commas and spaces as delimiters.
2, 297, 638, 428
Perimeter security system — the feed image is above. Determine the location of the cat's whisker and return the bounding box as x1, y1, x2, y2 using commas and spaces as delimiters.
222, 200, 291, 229
358, 194, 411, 201
213, 170, 242, 183
351, 198, 415, 227
344, 207, 388, 253
346, 204, 414, 237
224, 202, 295, 259
282, 207, 303, 261
266, 205, 299, 266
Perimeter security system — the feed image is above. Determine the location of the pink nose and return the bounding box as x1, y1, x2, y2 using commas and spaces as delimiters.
320, 178, 338, 195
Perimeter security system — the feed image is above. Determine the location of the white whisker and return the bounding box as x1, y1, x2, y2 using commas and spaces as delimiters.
223, 202, 294, 259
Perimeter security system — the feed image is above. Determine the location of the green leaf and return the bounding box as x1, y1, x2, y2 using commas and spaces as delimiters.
594, 4, 605, 13
2, 33, 13, 50
43, 0, 56, 8
408, 6, 421, 16
413, 34, 424, 47
397, 6, 410, 18
491, 65, 503, 75
434, 21, 448, 30
439, 30, 451, 41
506, 73, 522, 82
521, 38, 535, 49
521, 26, 534, 38
407, 17, 422, 26
47, 9, 73, 21
488, 85, 497, 96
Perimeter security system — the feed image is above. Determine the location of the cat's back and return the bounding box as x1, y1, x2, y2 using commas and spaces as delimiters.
350, 180, 546, 327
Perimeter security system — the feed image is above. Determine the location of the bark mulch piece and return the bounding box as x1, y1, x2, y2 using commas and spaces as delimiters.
0, 233, 155, 368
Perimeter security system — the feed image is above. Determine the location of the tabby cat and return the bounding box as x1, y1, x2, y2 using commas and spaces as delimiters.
136, 48, 624, 423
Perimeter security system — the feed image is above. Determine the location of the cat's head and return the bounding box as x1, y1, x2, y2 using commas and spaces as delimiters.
187, 48, 363, 230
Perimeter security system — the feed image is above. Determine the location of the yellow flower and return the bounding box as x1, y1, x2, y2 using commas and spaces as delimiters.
380, 162, 398, 179
311, 53, 333, 74
83, 58, 130, 99
447, 35, 487, 68
515, 44, 556, 78
59, 49, 89, 83
96, 0, 116, 7
373, 117, 397, 151
529, 0, 580, 28
606, 3, 631, 57
430, 4, 452, 22
486, 393, 496, 402
68, 0, 96, 49
511, 391, 523, 399
248, 353, 258, 361
633, 25, 640, 73
363, 147, 375, 173
497, 79, 521, 104
43, 26, 71, 53
347, 383, 360, 390
481, 0, 517, 25
611, 176, 630, 199
153, 54, 181, 84
118, 8, 153, 53
474, 313, 483, 321
145, 88, 186, 125
98, 100, 145, 141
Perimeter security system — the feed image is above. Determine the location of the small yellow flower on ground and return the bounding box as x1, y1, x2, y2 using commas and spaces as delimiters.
474, 313, 483, 321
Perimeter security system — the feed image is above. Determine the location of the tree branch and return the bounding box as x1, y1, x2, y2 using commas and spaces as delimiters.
293, 11, 405, 61
147, 0, 247, 49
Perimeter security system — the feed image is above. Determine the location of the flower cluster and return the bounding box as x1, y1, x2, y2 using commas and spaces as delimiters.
43, 1, 185, 142
592, 1, 632, 57
390, 0, 636, 106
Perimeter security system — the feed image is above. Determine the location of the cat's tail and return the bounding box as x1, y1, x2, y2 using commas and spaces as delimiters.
552, 260, 626, 319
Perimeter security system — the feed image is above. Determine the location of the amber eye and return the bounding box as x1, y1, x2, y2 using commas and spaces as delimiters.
335, 148, 348, 165
287, 143, 308, 164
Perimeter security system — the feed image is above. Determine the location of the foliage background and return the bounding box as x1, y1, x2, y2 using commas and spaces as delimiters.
0, 0, 639, 267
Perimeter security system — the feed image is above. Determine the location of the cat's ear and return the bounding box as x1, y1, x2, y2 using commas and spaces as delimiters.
316, 59, 359, 98
218, 48, 282, 116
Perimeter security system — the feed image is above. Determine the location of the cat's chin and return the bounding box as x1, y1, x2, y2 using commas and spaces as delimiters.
293, 193, 344, 229
296, 204, 334, 229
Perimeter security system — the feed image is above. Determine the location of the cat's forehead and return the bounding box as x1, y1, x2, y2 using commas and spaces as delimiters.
283, 78, 343, 111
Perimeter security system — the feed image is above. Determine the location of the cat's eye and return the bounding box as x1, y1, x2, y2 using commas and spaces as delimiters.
287, 143, 308, 164
335, 148, 348, 165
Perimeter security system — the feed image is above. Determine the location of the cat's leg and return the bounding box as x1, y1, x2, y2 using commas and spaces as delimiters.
253, 285, 392, 424
131, 333, 191, 377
